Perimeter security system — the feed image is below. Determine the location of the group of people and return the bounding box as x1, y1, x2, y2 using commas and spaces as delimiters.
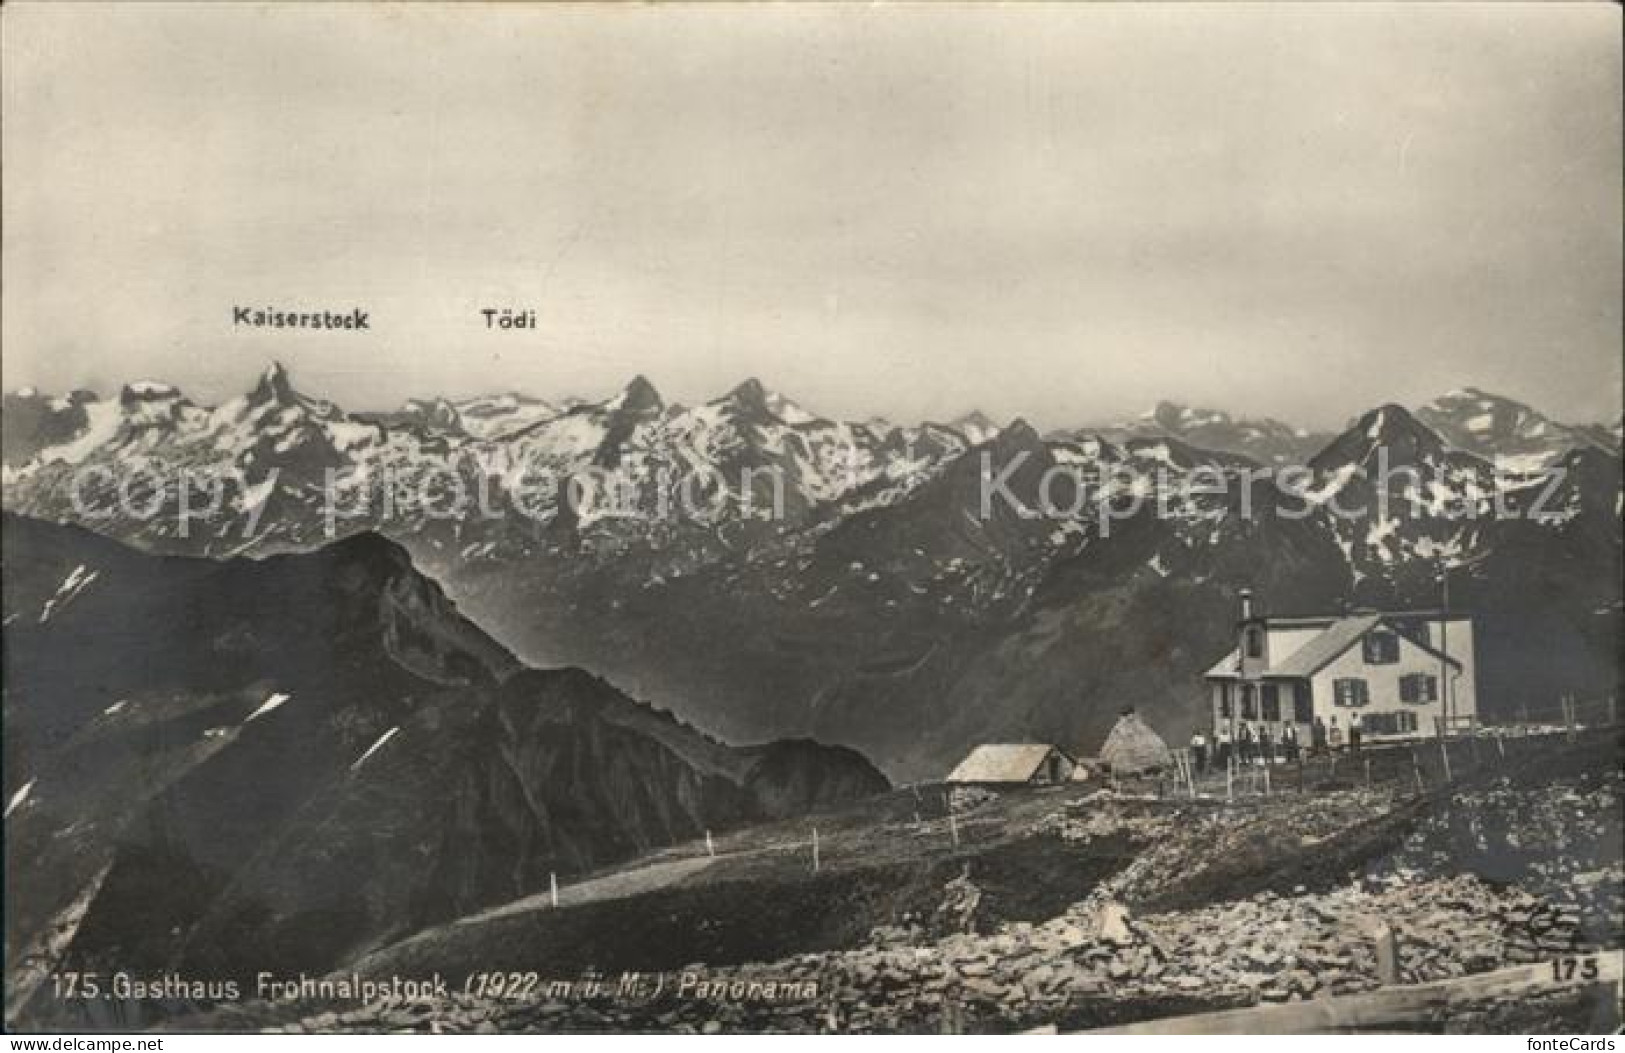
1187, 714, 1362, 774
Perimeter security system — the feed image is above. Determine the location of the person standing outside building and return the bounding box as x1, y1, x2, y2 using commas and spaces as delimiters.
1190, 730, 1208, 775
1282, 722, 1300, 763
1329, 715, 1344, 753
1349, 712, 1363, 754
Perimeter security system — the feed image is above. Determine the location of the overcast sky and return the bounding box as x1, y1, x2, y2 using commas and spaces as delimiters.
3, 3, 1620, 430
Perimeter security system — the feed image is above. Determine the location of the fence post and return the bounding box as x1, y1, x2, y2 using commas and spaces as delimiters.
1496, 735, 1506, 760
705, 830, 715, 858
949, 810, 959, 848
1412, 749, 1424, 795
1364, 757, 1372, 788
812, 826, 820, 872
1374, 923, 1401, 986
550, 871, 559, 908
1565, 694, 1577, 743
1439, 738, 1452, 783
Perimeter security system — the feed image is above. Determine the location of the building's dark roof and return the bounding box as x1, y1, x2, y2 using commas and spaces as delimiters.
1266, 614, 1385, 677
1206, 612, 1464, 681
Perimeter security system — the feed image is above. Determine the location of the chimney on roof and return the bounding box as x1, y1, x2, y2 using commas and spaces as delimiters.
1239, 587, 1254, 622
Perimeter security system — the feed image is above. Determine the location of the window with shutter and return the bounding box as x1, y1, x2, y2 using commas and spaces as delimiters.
1241, 684, 1257, 719
1219, 683, 1232, 718
1333, 678, 1369, 707
1400, 674, 1438, 704
1261, 684, 1280, 722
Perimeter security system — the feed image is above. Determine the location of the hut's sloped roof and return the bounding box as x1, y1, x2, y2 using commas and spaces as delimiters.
947, 743, 1060, 784
1099, 714, 1173, 774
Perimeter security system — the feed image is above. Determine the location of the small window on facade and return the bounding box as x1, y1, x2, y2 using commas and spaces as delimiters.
1397, 711, 1418, 733
1245, 627, 1264, 659
1400, 673, 1439, 704
1362, 631, 1399, 665
1333, 678, 1370, 707
1261, 684, 1281, 722
1241, 684, 1258, 719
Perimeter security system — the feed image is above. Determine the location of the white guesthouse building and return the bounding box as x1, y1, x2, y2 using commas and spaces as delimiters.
1203, 591, 1477, 742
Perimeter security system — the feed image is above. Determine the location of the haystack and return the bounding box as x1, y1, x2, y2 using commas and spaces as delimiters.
1098, 710, 1172, 775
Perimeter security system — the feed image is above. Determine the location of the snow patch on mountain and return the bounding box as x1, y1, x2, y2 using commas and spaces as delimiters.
39, 564, 99, 623
5, 779, 36, 819
352, 727, 401, 770
245, 692, 292, 723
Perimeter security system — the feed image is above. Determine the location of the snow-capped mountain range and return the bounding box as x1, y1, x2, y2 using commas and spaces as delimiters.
2, 364, 1001, 559
1416, 387, 1623, 471
3, 365, 1620, 779
1081, 401, 1333, 466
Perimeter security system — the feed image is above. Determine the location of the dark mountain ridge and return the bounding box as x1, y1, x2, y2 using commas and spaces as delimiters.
2, 514, 886, 1023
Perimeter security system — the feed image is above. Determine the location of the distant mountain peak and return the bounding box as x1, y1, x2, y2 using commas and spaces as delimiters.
1355, 403, 1438, 443
119, 380, 183, 404
949, 409, 1001, 445
248, 361, 299, 406
614, 375, 663, 414
1413, 387, 1599, 466
997, 417, 1043, 449
727, 377, 769, 406
399, 396, 464, 432
1103, 400, 1327, 466
713, 377, 824, 427
1309, 403, 1455, 475
1138, 401, 1239, 432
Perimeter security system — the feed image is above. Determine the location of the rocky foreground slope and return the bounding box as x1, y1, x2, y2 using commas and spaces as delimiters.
188, 732, 1621, 1035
